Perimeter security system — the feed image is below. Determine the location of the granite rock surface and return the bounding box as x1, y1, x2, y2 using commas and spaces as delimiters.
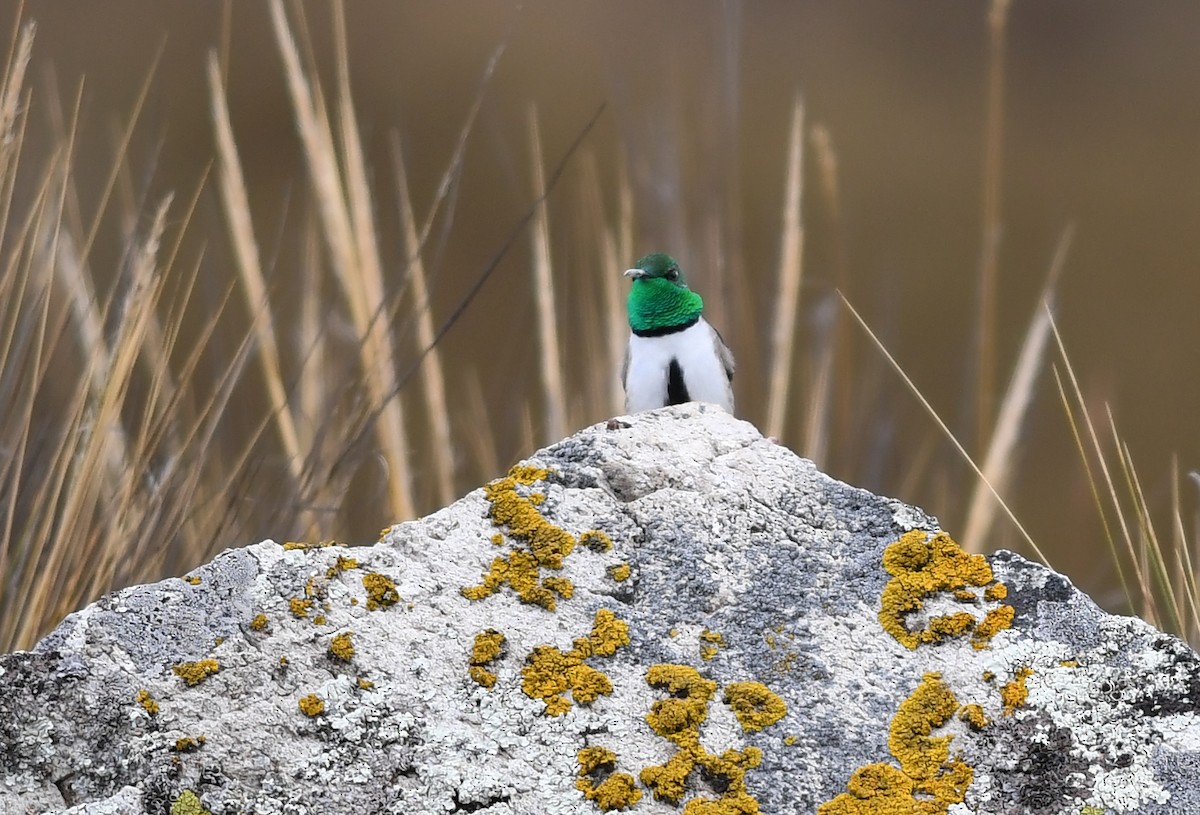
2, 403, 1198, 814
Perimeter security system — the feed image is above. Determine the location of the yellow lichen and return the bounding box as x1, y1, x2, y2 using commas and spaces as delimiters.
462, 551, 562, 610
578, 746, 618, 774
784, 735, 798, 746
284, 540, 336, 550
469, 629, 507, 689
357, 677, 374, 690
972, 605, 1016, 648
773, 650, 799, 674
679, 750, 762, 815
928, 612, 976, 639
472, 628, 507, 663
586, 608, 632, 656
184, 576, 201, 585
363, 572, 399, 610
700, 629, 726, 660
485, 465, 575, 567
542, 576, 575, 600
1060, 659, 1079, 668
172, 736, 206, 753
172, 659, 220, 687
982, 670, 995, 683
608, 563, 631, 582
465, 465, 593, 610
468, 666, 497, 688
889, 673, 961, 780
983, 582, 1008, 602
640, 665, 773, 813
819, 673, 972, 814
521, 609, 629, 715
580, 529, 614, 552
312, 615, 327, 625
723, 682, 787, 732
640, 750, 697, 805
326, 554, 359, 578
329, 632, 355, 662
248, 613, 268, 631
170, 790, 212, 815
878, 530, 1014, 650
298, 694, 325, 716
958, 703, 988, 730
523, 645, 610, 715
644, 665, 716, 741
1001, 666, 1033, 716
136, 689, 159, 715
289, 597, 313, 618
463, 468, 619, 614
579, 771, 643, 811
577, 746, 642, 811
952, 589, 977, 602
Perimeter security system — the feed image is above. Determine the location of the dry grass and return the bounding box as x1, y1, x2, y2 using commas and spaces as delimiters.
838, 292, 1047, 566
801, 123, 842, 469
391, 142, 455, 506
1, 1, 1195, 655
527, 106, 567, 445
961, 226, 1072, 552
764, 97, 806, 442
0, 20, 243, 648
209, 53, 306, 504
270, 0, 415, 520
1052, 318, 1200, 642
975, 0, 1012, 449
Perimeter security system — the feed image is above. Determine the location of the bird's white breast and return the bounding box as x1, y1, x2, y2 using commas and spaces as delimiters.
624, 318, 732, 413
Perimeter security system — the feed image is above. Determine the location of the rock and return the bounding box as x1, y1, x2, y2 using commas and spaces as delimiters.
2, 403, 1198, 814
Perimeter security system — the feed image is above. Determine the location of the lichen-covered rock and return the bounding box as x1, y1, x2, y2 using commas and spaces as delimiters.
2, 404, 1198, 814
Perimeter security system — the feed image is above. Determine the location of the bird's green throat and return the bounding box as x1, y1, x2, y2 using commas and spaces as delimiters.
627, 278, 704, 335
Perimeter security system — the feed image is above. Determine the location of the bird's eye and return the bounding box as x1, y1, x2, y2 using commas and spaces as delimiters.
666, 268, 679, 281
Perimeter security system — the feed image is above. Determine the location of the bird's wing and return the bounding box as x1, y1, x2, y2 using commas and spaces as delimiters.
711, 325, 735, 382
620, 341, 631, 392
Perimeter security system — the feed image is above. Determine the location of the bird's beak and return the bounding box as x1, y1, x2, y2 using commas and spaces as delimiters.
624, 268, 646, 279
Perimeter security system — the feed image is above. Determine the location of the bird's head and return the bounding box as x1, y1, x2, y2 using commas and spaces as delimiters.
623, 252, 703, 333
624, 253, 689, 289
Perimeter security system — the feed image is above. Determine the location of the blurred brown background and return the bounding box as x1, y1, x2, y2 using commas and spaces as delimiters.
8, 1, 1200, 623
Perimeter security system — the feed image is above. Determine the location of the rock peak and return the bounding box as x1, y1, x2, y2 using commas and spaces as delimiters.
2, 404, 1196, 813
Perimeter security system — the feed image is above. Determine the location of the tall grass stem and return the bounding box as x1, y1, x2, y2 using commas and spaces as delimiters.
764, 97, 805, 441
527, 106, 567, 443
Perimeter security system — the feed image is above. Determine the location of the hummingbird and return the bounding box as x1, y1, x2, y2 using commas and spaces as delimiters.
621, 252, 735, 414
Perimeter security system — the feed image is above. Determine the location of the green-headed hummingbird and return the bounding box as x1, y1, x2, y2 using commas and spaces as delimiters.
621, 252, 735, 413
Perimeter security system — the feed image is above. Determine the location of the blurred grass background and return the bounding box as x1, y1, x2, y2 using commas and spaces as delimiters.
2, 0, 1198, 649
